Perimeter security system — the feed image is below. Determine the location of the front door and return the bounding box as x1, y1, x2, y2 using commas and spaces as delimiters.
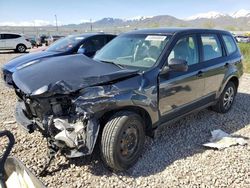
158, 34, 205, 122
0, 34, 6, 49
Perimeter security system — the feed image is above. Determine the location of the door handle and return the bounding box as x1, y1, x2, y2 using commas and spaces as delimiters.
196, 71, 203, 77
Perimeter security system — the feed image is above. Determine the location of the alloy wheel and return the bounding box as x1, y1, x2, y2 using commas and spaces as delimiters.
223, 86, 235, 110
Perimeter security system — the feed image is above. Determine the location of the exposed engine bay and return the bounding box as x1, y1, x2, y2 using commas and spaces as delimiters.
15, 88, 102, 158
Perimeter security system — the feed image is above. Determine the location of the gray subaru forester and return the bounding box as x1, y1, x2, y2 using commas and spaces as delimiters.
12, 28, 243, 171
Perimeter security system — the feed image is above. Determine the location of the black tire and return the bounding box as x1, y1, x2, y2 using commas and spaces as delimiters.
212, 81, 237, 113
16, 44, 26, 53
100, 111, 145, 171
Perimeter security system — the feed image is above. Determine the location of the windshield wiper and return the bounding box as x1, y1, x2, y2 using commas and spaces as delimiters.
99, 60, 125, 69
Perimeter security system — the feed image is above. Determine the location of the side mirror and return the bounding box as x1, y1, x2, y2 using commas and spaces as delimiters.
168, 58, 188, 72
77, 48, 86, 54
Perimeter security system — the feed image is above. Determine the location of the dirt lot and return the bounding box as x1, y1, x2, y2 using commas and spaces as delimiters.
0, 51, 250, 188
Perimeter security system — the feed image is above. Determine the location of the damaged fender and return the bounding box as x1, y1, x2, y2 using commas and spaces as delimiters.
13, 54, 159, 158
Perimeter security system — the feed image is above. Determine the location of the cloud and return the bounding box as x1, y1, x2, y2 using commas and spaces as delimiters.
79, 19, 91, 23
0, 20, 52, 26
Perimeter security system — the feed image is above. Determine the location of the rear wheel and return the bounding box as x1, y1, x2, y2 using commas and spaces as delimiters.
212, 81, 237, 113
16, 44, 26, 53
100, 111, 145, 171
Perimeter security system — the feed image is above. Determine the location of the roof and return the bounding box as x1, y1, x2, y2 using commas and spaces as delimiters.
73, 33, 116, 38
124, 28, 231, 35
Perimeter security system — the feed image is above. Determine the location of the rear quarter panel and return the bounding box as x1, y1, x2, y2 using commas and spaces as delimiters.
217, 53, 243, 98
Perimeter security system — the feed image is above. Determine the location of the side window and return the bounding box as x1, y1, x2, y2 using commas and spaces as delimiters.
4, 34, 13, 39
83, 36, 105, 52
222, 35, 237, 55
168, 35, 199, 66
1, 34, 20, 39
107, 35, 115, 43
2, 34, 8, 39
201, 34, 222, 61
12, 34, 21, 39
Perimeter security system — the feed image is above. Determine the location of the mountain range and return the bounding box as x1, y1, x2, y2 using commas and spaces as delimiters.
1, 9, 250, 31
64, 9, 250, 31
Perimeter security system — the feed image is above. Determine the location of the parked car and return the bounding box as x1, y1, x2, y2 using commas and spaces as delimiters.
11, 28, 243, 171
0, 33, 32, 53
45, 35, 65, 46
1, 33, 116, 86
36, 35, 47, 46
52, 35, 64, 41
44, 35, 54, 46
235, 35, 250, 43
26, 36, 39, 48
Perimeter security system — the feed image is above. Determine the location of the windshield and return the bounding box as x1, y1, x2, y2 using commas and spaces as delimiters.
94, 34, 171, 71
46, 36, 84, 52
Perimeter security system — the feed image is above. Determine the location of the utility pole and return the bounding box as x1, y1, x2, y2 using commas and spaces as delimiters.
55, 14, 58, 33
90, 19, 93, 32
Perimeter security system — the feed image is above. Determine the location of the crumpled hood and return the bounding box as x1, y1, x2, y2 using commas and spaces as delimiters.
13, 54, 138, 95
4, 50, 60, 72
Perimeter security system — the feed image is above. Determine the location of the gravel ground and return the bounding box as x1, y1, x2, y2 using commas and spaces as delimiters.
0, 51, 250, 188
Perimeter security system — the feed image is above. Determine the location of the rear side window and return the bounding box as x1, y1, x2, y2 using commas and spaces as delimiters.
201, 34, 222, 61
222, 35, 237, 55
2, 34, 21, 39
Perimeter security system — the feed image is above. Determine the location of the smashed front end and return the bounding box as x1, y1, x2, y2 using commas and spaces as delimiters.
11, 54, 141, 159
15, 87, 100, 158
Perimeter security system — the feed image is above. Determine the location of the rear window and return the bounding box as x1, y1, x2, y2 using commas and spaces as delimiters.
201, 34, 222, 61
222, 35, 237, 55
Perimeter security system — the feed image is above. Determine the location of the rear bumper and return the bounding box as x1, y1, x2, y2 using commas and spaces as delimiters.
15, 101, 35, 133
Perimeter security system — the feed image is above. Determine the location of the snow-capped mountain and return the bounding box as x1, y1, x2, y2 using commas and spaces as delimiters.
231, 9, 250, 18
186, 11, 227, 20
187, 9, 250, 20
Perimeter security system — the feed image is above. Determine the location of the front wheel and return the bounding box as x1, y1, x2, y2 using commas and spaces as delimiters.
100, 111, 145, 171
212, 81, 237, 113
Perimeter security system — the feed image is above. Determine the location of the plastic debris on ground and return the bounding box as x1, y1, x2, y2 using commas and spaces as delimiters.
203, 129, 248, 150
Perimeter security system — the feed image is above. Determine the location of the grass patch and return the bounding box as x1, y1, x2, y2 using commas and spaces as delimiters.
239, 43, 250, 73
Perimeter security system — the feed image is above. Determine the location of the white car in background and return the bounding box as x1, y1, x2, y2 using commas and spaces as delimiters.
0, 33, 32, 53
235, 35, 250, 43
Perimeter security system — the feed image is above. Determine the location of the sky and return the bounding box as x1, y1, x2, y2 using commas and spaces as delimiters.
0, 0, 250, 26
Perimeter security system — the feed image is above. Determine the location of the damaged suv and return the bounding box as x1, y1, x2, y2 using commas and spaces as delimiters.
12, 28, 243, 171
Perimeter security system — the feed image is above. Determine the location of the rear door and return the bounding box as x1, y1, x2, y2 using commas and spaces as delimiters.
4, 34, 21, 49
199, 33, 228, 100
0, 34, 6, 49
158, 34, 205, 121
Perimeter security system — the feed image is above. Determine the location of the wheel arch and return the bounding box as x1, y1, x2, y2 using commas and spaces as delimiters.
98, 106, 154, 137
16, 43, 27, 49
228, 76, 239, 90
218, 75, 239, 98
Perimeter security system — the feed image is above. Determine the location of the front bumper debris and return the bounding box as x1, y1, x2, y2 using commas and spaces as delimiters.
15, 101, 100, 158
15, 101, 35, 133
